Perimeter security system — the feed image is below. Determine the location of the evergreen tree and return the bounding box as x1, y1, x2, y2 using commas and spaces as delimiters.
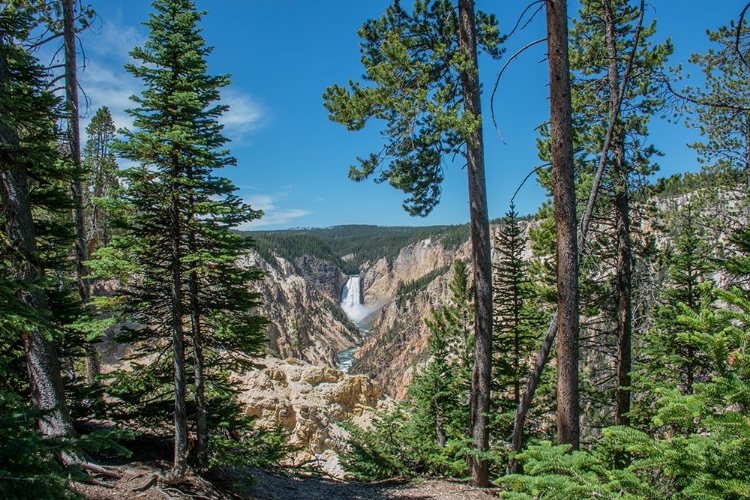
544, 0, 581, 451
724, 225, 750, 288
411, 259, 473, 452
687, 19, 750, 188
0, 2, 77, 446
567, 0, 670, 428
492, 204, 545, 450
83, 106, 119, 257
500, 279, 750, 499
98, 0, 266, 478
323, 1, 503, 483
633, 204, 714, 428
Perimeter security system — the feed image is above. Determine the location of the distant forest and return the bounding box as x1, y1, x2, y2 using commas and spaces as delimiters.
242, 224, 473, 274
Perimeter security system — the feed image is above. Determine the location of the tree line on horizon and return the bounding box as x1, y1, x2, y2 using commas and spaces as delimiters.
1, 0, 750, 498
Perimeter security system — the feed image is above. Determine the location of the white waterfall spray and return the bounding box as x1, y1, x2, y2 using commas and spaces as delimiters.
340, 275, 372, 323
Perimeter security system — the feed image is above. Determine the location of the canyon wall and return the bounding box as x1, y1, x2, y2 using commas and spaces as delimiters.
352, 237, 472, 399
241, 253, 361, 369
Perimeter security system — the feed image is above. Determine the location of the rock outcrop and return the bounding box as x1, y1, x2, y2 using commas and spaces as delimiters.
361, 236, 470, 305
234, 357, 387, 477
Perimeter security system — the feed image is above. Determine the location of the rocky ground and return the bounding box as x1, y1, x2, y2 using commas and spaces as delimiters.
73, 463, 499, 499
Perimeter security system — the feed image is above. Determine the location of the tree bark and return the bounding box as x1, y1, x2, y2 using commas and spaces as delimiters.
169, 164, 188, 480
187, 204, 207, 468
459, 0, 493, 487
0, 48, 75, 443
63, 0, 98, 384
508, 1, 645, 473
614, 182, 632, 426
546, 0, 580, 450
434, 379, 446, 448
601, 0, 633, 427
508, 312, 558, 474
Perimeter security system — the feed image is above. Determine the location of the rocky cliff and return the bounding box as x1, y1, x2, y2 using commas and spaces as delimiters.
351, 236, 472, 399
243, 231, 477, 400
241, 253, 361, 369
234, 356, 387, 477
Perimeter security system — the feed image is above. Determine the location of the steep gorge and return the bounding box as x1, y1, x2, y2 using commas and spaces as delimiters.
252, 230, 473, 399
243, 252, 362, 368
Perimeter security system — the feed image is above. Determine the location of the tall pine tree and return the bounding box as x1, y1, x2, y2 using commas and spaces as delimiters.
0, 1, 78, 454
323, 1, 504, 483
492, 204, 545, 452
100, 0, 266, 478
568, 0, 670, 428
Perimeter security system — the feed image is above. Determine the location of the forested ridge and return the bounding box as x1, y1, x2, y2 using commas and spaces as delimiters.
244, 224, 472, 274
1, 0, 750, 499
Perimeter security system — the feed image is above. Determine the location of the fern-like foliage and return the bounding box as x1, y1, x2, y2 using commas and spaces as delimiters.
500, 280, 750, 499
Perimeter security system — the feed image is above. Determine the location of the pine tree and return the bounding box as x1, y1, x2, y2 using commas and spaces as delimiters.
687, 19, 750, 188
323, 1, 503, 483
99, 0, 266, 478
412, 259, 473, 450
83, 106, 119, 257
0, 0, 77, 453
544, 0, 581, 451
633, 203, 714, 428
568, 0, 670, 428
492, 205, 545, 448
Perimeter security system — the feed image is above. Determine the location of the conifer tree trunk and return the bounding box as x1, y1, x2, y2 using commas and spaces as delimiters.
602, 0, 633, 426
614, 180, 632, 425
62, 0, 98, 384
546, 0, 580, 450
1, 163, 75, 442
434, 379, 446, 448
189, 279, 207, 468
0, 52, 74, 443
459, 0, 493, 487
169, 171, 188, 479
187, 203, 207, 468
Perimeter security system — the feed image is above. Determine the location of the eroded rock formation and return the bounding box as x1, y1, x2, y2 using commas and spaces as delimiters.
352, 237, 472, 399
233, 356, 387, 477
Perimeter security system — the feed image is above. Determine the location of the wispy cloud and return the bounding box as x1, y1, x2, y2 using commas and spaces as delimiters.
238, 194, 310, 229
221, 89, 268, 142
80, 61, 140, 132
79, 18, 267, 142
86, 16, 145, 60
79, 18, 144, 133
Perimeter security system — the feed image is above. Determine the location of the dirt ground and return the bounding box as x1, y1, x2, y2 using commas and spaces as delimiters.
72, 463, 500, 500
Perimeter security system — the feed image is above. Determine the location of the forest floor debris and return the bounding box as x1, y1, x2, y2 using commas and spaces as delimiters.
73, 461, 498, 500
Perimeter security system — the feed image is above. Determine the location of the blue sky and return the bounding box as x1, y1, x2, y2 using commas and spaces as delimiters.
76, 0, 745, 230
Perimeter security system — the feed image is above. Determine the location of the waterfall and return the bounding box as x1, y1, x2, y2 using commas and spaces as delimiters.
340, 275, 366, 322
339, 275, 376, 373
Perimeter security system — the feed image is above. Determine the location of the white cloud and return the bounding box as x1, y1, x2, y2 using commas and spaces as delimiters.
86, 16, 146, 60
78, 18, 144, 134
237, 194, 310, 229
220, 89, 268, 141
80, 61, 140, 132
245, 194, 275, 211
77, 21, 266, 143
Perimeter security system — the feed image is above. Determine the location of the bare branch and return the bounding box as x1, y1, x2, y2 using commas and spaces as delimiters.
510, 163, 551, 203
735, 2, 750, 69
490, 38, 547, 143
508, 0, 547, 39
